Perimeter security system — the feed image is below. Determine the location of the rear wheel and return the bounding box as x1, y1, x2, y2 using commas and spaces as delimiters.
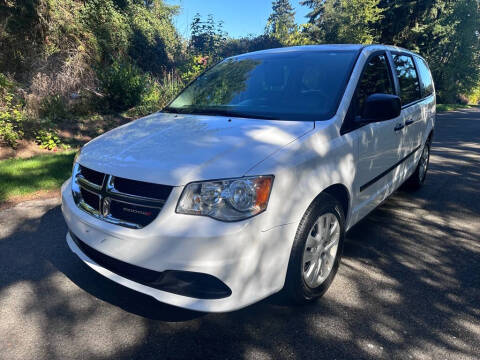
284, 193, 345, 304
405, 138, 431, 190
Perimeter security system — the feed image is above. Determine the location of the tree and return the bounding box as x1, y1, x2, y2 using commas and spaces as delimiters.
190, 13, 227, 58
302, 0, 384, 44
183, 13, 228, 83
430, 0, 480, 102
299, 0, 326, 24
265, 0, 297, 39
0, 0, 48, 79
376, 0, 480, 102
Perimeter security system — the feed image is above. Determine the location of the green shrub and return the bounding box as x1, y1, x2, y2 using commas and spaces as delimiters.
180, 55, 210, 84
467, 86, 480, 105
98, 60, 150, 112
35, 129, 61, 150
0, 119, 23, 148
0, 74, 26, 148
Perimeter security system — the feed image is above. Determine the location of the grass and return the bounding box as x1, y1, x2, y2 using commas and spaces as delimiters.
0, 152, 75, 203
436, 103, 473, 112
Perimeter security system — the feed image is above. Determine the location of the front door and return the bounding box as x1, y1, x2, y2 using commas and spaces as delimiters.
349, 52, 406, 223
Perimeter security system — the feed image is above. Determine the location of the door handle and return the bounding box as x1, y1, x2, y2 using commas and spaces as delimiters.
405, 119, 414, 126
394, 123, 405, 131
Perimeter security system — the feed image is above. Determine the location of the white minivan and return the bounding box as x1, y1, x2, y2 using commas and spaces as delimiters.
62, 44, 435, 312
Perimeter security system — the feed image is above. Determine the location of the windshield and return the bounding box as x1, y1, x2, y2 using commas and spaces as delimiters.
165, 50, 359, 121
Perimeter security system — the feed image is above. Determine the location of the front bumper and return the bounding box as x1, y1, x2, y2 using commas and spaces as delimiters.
61, 179, 297, 312
69, 231, 232, 299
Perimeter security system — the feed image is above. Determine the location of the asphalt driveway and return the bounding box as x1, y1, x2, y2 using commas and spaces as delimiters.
1, 108, 479, 360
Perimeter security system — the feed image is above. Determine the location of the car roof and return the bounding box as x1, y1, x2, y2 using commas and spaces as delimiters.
237, 44, 364, 57
234, 44, 423, 61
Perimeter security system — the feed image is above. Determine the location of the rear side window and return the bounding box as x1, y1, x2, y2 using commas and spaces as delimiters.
392, 54, 421, 105
415, 57, 434, 97
355, 53, 395, 116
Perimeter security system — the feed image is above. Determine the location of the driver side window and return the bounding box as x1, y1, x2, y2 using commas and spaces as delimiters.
355, 54, 395, 117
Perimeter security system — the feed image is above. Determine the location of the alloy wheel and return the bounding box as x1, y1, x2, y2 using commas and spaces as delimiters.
302, 213, 341, 288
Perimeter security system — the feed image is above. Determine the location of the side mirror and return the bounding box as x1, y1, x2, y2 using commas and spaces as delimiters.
360, 94, 401, 123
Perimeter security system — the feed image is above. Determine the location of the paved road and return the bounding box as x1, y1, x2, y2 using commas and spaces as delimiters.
1, 108, 479, 360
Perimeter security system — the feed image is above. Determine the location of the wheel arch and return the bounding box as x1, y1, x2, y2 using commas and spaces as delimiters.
301, 183, 351, 224
322, 184, 350, 221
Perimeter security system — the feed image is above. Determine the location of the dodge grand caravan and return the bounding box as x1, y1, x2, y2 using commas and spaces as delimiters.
62, 44, 435, 312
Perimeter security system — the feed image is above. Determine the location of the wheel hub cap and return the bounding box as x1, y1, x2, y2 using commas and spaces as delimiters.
302, 213, 340, 288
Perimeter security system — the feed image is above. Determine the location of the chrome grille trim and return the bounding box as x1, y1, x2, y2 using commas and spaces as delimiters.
78, 165, 106, 188
77, 175, 103, 191
71, 163, 171, 229
105, 176, 166, 205
78, 186, 101, 213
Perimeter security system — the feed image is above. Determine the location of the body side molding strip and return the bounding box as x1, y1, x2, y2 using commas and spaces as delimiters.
360, 145, 421, 192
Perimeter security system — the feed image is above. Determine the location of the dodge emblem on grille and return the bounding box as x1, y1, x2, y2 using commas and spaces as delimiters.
102, 197, 111, 217
122, 207, 152, 216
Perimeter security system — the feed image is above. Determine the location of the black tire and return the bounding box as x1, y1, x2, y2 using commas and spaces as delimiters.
284, 193, 345, 305
405, 138, 431, 190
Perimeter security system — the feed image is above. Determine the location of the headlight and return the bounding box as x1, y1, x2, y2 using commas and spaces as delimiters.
176, 175, 274, 221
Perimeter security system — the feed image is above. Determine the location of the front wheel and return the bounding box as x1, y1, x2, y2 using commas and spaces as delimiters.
405, 138, 431, 190
284, 193, 345, 304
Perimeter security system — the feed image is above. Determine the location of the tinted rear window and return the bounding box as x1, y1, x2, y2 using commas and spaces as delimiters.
415, 56, 434, 97
392, 54, 422, 105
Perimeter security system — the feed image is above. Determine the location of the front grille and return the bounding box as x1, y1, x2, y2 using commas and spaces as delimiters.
110, 200, 161, 228
114, 176, 171, 200
80, 188, 100, 211
70, 232, 232, 299
72, 164, 173, 229
79, 165, 105, 186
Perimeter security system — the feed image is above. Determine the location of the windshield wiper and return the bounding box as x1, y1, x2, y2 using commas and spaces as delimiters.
163, 107, 189, 114
164, 107, 278, 120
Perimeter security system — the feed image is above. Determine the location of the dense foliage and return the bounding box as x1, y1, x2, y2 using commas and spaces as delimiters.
266, 0, 297, 39
0, 0, 479, 149
0, 0, 182, 147
302, 0, 384, 44
302, 0, 480, 103
0, 74, 25, 148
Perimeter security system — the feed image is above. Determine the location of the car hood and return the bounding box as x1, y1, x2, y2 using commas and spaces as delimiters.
77, 112, 314, 186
